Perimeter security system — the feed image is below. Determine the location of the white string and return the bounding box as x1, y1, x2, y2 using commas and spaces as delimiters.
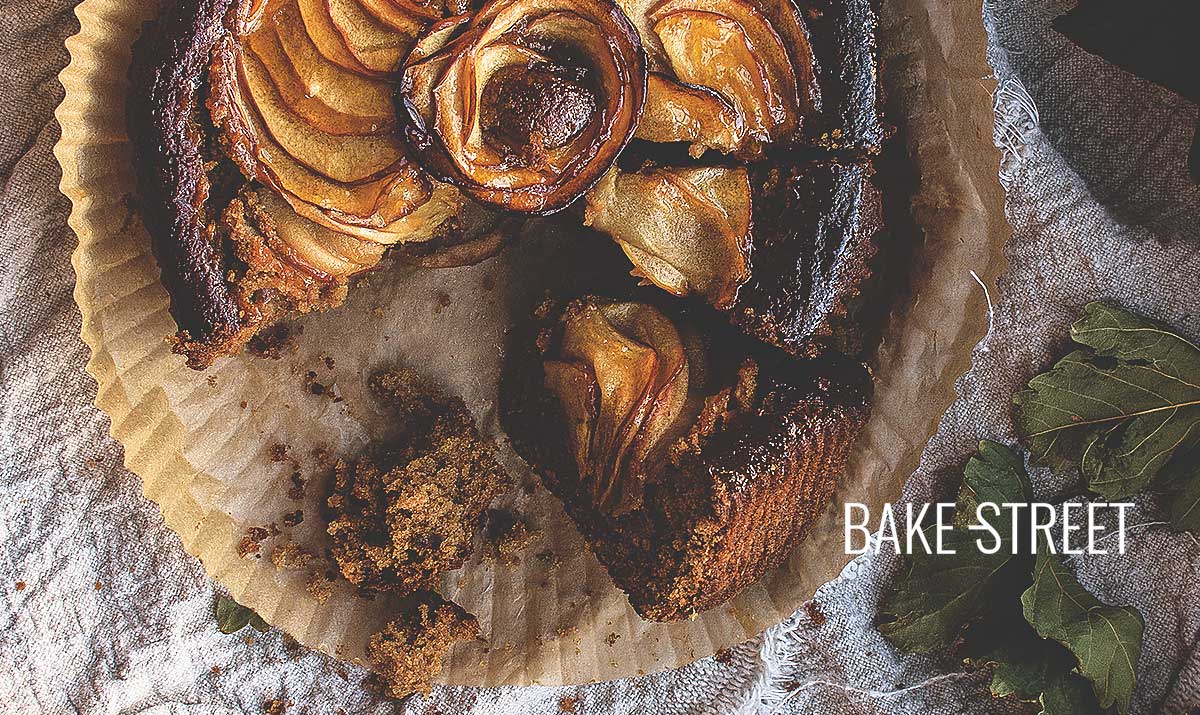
970, 270, 996, 347
765, 671, 978, 714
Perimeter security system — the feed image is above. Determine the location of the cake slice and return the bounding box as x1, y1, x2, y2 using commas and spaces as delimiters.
731, 158, 883, 354
583, 157, 882, 354
499, 296, 871, 620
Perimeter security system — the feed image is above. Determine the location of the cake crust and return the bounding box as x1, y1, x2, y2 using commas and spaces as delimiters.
127, 0, 243, 366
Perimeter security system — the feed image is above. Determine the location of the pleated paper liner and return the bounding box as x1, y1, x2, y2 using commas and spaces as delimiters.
54, 0, 1009, 687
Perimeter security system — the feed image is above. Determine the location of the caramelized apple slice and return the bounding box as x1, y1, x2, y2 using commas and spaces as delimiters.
211, 36, 432, 235
219, 69, 425, 221
246, 27, 393, 135
598, 302, 689, 467
284, 181, 464, 243
266, 4, 396, 120
546, 299, 689, 513
619, 0, 814, 154
239, 49, 405, 181
635, 73, 745, 157
327, 0, 421, 72
296, 0, 374, 73
544, 360, 600, 488
253, 190, 387, 277
397, 0, 646, 214
359, 0, 443, 27
652, 7, 790, 151
584, 166, 751, 309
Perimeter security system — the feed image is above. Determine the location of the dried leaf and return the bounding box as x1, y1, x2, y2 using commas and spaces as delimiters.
881, 440, 1145, 713
954, 439, 1033, 529
1013, 302, 1200, 500
974, 623, 1074, 701
1021, 546, 1144, 715
249, 612, 271, 633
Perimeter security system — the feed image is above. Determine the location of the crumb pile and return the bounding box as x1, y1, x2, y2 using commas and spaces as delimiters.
326, 368, 511, 593
323, 368, 513, 699
365, 594, 481, 700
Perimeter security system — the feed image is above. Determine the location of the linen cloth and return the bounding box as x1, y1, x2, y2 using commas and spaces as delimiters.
2, 0, 1198, 712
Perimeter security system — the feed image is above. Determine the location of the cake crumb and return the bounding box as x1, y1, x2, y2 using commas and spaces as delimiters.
207, 375, 218, 388
270, 444, 289, 462
247, 323, 297, 360
303, 370, 334, 398
271, 542, 315, 571
210, 665, 221, 675
287, 472, 306, 501
804, 600, 826, 626
15, 581, 26, 591
482, 509, 535, 564
367, 595, 479, 701
327, 369, 511, 595
261, 698, 290, 714
604, 632, 620, 647
558, 696, 579, 713
713, 647, 734, 664
237, 527, 269, 557
94, 580, 103, 590
306, 571, 335, 605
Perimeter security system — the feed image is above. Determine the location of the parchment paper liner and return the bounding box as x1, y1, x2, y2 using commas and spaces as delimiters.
54, 0, 1010, 687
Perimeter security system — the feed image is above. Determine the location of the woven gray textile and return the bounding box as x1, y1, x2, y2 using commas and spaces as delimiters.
2, 0, 1197, 712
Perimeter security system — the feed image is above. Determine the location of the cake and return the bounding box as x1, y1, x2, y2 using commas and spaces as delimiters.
499, 296, 872, 620
128, 0, 889, 634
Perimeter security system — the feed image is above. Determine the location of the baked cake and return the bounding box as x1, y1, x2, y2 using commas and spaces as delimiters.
499, 297, 872, 620
128, 0, 889, 641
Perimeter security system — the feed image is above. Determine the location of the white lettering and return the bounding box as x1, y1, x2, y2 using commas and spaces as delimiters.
971, 502, 1002, 554
1087, 502, 1107, 555
1061, 502, 1083, 555
844, 503, 871, 555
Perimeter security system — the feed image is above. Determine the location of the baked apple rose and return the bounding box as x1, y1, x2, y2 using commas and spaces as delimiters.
543, 299, 690, 514
584, 166, 752, 309
580, 0, 818, 308
212, 0, 454, 246
623, 0, 817, 158
397, 0, 648, 213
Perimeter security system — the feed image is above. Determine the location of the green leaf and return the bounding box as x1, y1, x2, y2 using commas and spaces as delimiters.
1159, 445, 1200, 532
976, 626, 1075, 701
1013, 302, 1200, 500
880, 531, 1019, 652
249, 612, 271, 632
1021, 547, 1144, 715
1038, 672, 1101, 715
214, 595, 269, 635
880, 442, 1032, 652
